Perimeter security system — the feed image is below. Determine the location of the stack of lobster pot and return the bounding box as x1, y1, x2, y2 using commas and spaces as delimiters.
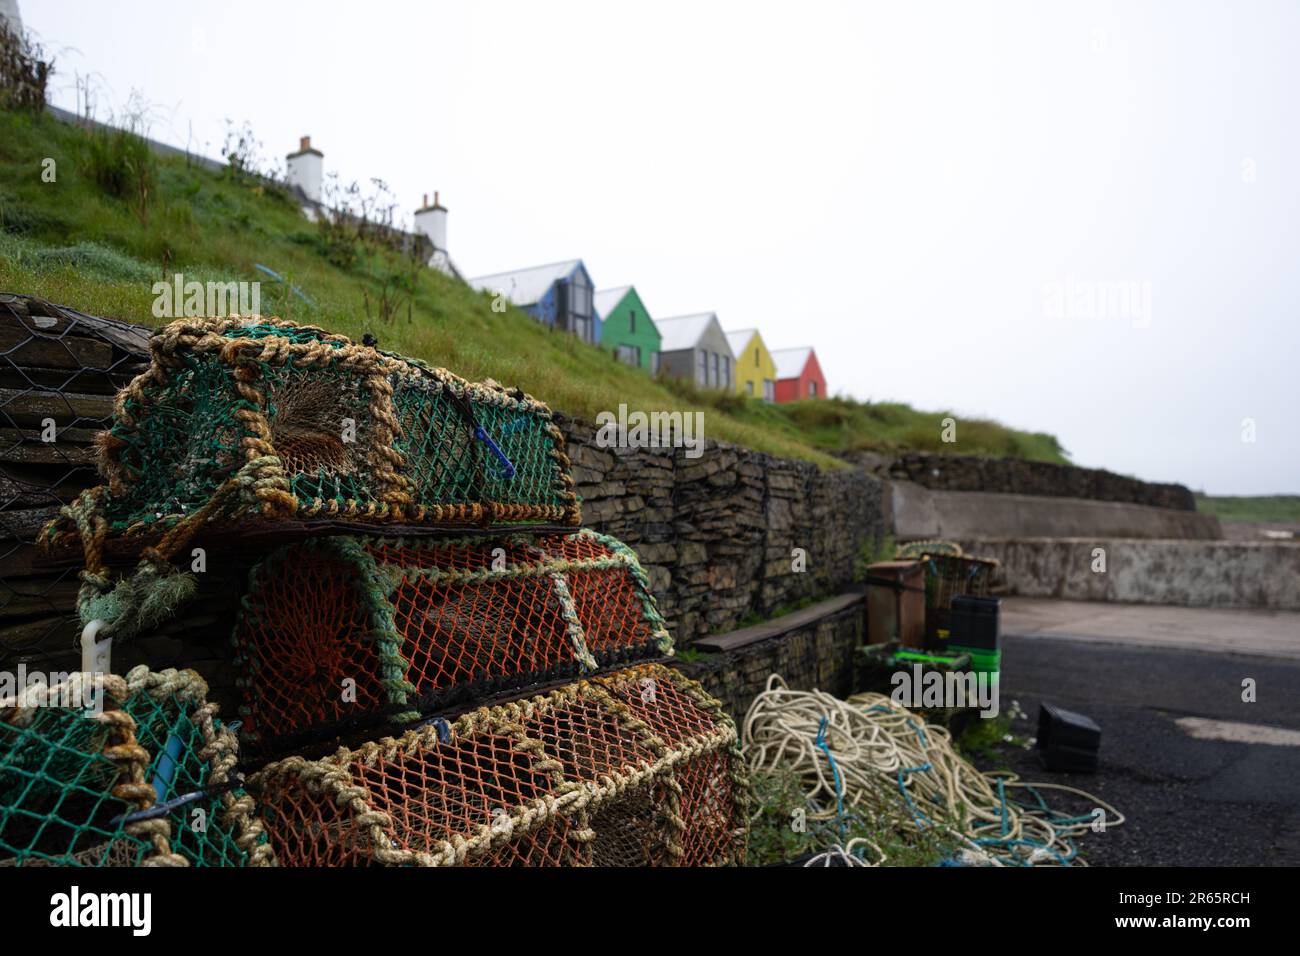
39, 316, 747, 867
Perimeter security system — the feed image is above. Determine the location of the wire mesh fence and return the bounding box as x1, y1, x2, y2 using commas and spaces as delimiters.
0, 294, 151, 675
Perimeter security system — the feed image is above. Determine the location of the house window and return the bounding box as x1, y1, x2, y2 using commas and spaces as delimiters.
651, 351, 660, 375
563, 273, 593, 342
712, 353, 720, 387
629, 310, 636, 334
616, 345, 640, 367
698, 351, 708, 384
746, 381, 754, 396
764, 379, 775, 402
809, 380, 818, 398
723, 355, 732, 389
754, 347, 760, 366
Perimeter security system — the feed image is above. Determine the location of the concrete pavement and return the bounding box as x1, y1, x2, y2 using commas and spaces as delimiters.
1001, 596, 1300, 660
989, 632, 1300, 865
976, 597, 1300, 864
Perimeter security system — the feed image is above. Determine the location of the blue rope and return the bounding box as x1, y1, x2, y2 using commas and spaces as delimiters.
815, 717, 847, 839
474, 426, 516, 480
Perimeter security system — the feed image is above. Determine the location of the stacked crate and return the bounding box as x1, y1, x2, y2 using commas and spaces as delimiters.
26, 313, 747, 867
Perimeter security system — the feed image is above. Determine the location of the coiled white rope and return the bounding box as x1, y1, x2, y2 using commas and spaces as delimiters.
743, 675, 1124, 866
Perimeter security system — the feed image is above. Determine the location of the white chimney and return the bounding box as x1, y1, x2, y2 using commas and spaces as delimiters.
413, 191, 448, 256
285, 135, 323, 205
1, 0, 23, 36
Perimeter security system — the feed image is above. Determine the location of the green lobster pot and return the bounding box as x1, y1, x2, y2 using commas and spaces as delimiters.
0, 667, 274, 867
43, 316, 580, 557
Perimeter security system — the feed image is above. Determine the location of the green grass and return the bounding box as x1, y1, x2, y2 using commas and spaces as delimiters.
0, 106, 1070, 468
1195, 495, 1300, 525
745, 767, 962, 867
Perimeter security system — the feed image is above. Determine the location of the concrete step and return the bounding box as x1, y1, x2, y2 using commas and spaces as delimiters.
888, 480, 1221, 540
960, 537, 1300, 611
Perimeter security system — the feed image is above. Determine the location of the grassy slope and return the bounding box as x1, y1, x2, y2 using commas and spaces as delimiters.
1196, 494, 1300, 524
0, 107, 1069, 469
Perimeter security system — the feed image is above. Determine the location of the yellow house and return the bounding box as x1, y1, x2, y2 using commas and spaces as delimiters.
724, 328, 777, 400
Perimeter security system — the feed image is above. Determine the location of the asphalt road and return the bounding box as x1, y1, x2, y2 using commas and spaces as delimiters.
982, 633, 1300, 866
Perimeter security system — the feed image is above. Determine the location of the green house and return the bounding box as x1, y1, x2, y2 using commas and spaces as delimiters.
595, 286, 661, 374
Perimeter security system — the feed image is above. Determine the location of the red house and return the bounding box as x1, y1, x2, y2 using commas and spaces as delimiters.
771, 347, 826, 402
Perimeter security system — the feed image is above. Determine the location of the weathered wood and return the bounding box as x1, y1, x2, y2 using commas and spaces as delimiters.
0, 425, 101, 446
0, 466, 88, 509
0, 543, 73, 579
0, 294, 154, 356
0, 614, 77, 651
0, 326, 113, 369
0, 388, 115, 426
692, 592, 865, 653
0, 505, 62, 540
0, 580, 82, 618
0, 364, 141, 394
0, 439, 97, 466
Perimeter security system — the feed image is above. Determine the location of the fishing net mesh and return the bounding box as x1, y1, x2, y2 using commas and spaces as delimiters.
232, 529, 673, 750
252, 663, 747, 867
0, 667, 275, 867
40, 316, 580, 555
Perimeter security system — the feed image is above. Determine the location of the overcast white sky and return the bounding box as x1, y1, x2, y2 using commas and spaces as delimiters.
20, 0, 1299, 494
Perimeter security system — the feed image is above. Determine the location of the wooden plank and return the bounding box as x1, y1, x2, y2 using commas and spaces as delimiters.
0, 506, 62, 540
0, 544, 72, 579
0, 426, 101, 447
0, 614, 77, 651
0, 388, 115, 426
0, 326, 113, 370
0, 295, 154, 356
693, 592, 865, 653
0, 580, 82, 619
0, 439, 97, 467
0, 466, 89, 509
0, 364, 142, 394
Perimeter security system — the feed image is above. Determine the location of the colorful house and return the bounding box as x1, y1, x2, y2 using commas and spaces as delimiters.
724, 328, 776, 400
468, 259, 600, 344
771, 347, 826, 402
655, 313, 735, 390
595, 286, 661, 373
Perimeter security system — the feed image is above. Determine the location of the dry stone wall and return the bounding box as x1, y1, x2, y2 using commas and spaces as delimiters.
672, 600, 864, 725
558, 415, 885, 644
865, 452, 1196, 511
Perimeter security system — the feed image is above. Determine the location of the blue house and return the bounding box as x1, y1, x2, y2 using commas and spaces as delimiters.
469, 259, 601, 345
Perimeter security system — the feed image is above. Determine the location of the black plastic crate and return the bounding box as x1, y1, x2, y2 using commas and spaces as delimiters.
948, 595, 1002, 652
1037, 702, 1101, 773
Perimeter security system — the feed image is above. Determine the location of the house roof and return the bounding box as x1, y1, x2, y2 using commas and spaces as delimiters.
594, 286, 632, 319
724, 328, 761, 357
655, 313, 720, 352
468, 259, 582, 307
771, 347, 814, 379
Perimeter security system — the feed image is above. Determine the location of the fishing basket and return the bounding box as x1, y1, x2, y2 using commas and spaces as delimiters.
0, 666, 274, 866
40, 315, 580, 561
250, 662, 747, 867
895, 543, 998, 645
232, 528, 674, 751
